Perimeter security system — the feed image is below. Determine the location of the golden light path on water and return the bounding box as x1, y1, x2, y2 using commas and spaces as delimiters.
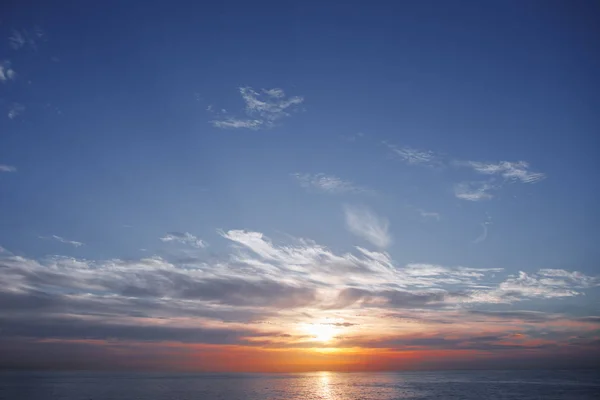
319, 371, 333, 400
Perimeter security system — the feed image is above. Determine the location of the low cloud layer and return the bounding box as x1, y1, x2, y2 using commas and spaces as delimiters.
1, 229, 597, 370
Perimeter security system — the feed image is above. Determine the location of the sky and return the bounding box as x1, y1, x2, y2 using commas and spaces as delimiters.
0, 0, 599, 372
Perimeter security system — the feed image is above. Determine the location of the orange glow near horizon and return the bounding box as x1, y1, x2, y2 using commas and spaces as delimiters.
22, 338, 534, 373
23, 313, 600, 373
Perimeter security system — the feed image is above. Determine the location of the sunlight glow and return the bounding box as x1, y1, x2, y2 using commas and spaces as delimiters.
318, 371, 333, 399
304, 323, 336, 343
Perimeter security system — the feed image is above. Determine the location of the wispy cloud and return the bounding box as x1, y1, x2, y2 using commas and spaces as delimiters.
211, 118, 263, 130
8, 103, 25, 119
418, 209, 440, 221
473, 215, 493, 244
458, 161, 545, 184
341, 132, 365, 142
160, 232, 207, 248
1, 229, 598, 367
454, 181, 496, 201
0, 165, 17, 173
8, 31, 26, 49
9, 28, 45, 50
39, 235, 84, 247
498, 270, 597, 299
466, 269, 599, 304
380, 141, 545, 203
344, 205, 391, 248
211, 87, 303, 130
472, 222, 489, 244
452, 161, 544, 201
384, 142, 439, 166
0, 61, 16, 82
293, 173, 374, 195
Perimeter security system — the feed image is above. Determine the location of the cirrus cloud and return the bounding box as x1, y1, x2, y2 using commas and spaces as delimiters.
211, 87, 303, 130
343, 205, 391, 248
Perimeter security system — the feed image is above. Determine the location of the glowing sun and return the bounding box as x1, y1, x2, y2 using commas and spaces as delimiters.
304, 323, 336, 343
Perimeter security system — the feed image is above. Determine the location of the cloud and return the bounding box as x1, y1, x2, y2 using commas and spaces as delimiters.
172, 277, 316, 308
329, 287, 463, 310
38, 235, 84, 247
8, 31, 26, 49
342, 132, 365, 142
466, 310, 559, 323
0, 165, 17, 173
211, 118, 263, 130
0, 60, 16, 82
336, 331, 566, 353
384, 142, 439, 166
466, 269, 599, 303
0, 253, 315, 315
418, 209, 440, 221
1, 228, 599, 369
5, 233, 591, 317
499, 271, 582, 299
575, 316, 600, 324
8, 103, 25, 119
452, 161, 545, 202
472, 222, 490, 244
9, 28, 45, 50
240, 87, 304, 122
379, 142, 545, 202
160, 232, 207, 248
211, 87, 303, 129
292, 173, 374, 195
536, 268, 599, 288
0, 315, 271, 344
454, 181, 496, 201
459, 161, 545, 184
343, 205, 391, 248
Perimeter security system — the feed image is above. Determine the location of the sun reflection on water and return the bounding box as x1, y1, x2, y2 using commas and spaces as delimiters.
318, 371, 334, 400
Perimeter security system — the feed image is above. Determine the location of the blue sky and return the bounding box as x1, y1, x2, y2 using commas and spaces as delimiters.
0, 0, 599, 371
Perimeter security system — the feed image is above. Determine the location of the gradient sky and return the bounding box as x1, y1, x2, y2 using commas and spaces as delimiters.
1, 0, 599, 372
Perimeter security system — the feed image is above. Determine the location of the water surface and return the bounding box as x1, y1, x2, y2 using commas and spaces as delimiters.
1, 369, 599, 399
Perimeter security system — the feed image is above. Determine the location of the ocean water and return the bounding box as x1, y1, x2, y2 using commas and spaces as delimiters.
0, 369, 599, 400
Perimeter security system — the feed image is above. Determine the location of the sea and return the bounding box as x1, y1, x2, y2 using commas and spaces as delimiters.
0, 369, 599, 400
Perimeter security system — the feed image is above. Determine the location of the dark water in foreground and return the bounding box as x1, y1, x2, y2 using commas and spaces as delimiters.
1, 370, 599, 400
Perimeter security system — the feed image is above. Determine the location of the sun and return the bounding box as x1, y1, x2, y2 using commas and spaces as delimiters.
304, 323, 336, 343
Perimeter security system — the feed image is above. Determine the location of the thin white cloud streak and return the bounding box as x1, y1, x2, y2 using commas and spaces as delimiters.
384, 142, 439, 166
452, 160, 544, 201
8, 103, 25, 119
381, 142, 545, 202
9, 28, 45, 50
459, 161, 545, 184
39, 235, 84, 248
499, 270, 595, 298
342, 132, 365, 142
469, 269, 599, 304
454, 181, 496, 201
211, 87, 303, 130
212, 118, 263, 130
418, 209, 440, 221
343, 205, 391, 248
0, 165, 17, 173
160, 232, 207, 249
293, 173, 374, 195
472, 223, 489, 244
218, 229, 501, 290
9, 30, 26, 49
0, 61, 16, 82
